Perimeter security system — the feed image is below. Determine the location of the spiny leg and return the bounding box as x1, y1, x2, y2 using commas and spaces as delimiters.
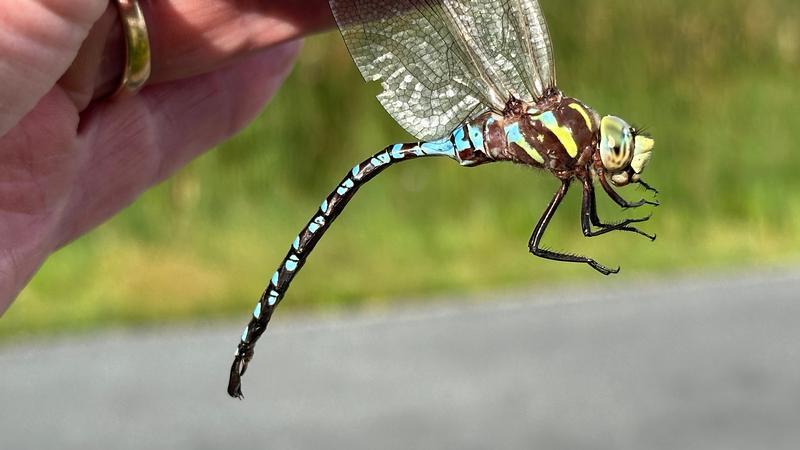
581, 178, 656, 241
228, 142, 457, 398
528, 180, 619, 276
598, 173, 659, 209
637, 179, 659, 195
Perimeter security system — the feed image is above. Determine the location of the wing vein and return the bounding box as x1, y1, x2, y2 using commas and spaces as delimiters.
329, 0, 558, 139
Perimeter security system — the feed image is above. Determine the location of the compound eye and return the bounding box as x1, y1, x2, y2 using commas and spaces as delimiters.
599, 116, 634, 172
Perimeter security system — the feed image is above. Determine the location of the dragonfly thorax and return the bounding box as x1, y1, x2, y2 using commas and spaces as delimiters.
598, 116, 655, 186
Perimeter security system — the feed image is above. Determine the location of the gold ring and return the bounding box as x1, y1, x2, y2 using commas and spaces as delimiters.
112, 0, 151, 99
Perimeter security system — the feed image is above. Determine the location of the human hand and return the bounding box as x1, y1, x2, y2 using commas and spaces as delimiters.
0, 0, 333, 313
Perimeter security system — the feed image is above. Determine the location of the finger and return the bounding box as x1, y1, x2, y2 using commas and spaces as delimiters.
56, 40, 301, 246
0, 0, 106, 135
143, 0, 334, 83
0, 87, 81, 311
64, 0, 334, 102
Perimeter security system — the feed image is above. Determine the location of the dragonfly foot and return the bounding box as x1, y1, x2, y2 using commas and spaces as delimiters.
589, 261, 620, 275
637, 179, 659, 196
633, 230, 657, 241
623, 199, 659, 209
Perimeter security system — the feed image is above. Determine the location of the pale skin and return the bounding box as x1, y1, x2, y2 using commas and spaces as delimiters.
0, 0, 334, 314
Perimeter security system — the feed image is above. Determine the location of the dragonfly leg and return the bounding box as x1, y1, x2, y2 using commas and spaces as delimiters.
599, 174, 659, 209
228, 142, 458, 398
529, 180, 619, 276
581, 178, 656, 241
637, 179, 659, 195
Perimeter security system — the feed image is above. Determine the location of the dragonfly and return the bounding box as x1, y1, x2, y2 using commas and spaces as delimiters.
228, 0, 658, 398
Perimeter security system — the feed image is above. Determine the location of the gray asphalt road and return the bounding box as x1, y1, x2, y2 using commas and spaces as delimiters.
2, 269, 800, 450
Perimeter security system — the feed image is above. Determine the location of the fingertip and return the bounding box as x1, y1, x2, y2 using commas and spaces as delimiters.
0, 0, 106, 135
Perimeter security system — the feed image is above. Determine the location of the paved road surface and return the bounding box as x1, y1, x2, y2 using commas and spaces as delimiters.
2, 269, 800, 449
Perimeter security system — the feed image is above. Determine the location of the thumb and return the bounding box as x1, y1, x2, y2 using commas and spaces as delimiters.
0, 0, 106, 136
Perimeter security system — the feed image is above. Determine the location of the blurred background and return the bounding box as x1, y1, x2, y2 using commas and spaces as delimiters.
2, 0, 800, 447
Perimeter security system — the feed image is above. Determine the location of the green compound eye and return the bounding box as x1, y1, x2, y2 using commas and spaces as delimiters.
599, 116, 634, 172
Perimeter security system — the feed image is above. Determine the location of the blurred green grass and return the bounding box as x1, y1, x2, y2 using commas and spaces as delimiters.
2, 0, 800, 339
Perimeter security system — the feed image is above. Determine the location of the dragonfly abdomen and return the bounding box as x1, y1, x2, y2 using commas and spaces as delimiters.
229, 139, 466, 398
445, 119, 494, 167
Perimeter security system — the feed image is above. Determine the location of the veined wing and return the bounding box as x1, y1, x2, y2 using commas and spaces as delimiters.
329, 0, 557, 140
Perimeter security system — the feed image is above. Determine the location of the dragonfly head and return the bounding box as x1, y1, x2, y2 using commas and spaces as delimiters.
598, 116, 654, 186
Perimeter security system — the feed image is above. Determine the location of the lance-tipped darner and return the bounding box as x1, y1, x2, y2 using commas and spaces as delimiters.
228, 0, 658, 398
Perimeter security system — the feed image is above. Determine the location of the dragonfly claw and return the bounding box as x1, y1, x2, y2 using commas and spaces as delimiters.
638, 179, 660, 196
589, 260, 620, 276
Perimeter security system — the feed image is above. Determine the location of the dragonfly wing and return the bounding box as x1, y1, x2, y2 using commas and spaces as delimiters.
330, 0, 491, 140
329, 0, 557, 140
506, 0, 557, 100
440, 0, 557, 102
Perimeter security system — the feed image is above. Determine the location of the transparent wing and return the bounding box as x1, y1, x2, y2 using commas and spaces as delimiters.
492, 0, 557, 99
439, 0, 557, 100
329, 0, 556, 140
329, 0, 487, 140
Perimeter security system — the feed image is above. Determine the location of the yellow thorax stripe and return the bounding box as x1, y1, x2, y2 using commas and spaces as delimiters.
505, 122, 544, 164
568, 103, 593, 130
536, 111, 578, 158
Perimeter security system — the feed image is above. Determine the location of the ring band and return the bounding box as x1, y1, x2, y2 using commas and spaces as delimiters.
113, 0, 151, 98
